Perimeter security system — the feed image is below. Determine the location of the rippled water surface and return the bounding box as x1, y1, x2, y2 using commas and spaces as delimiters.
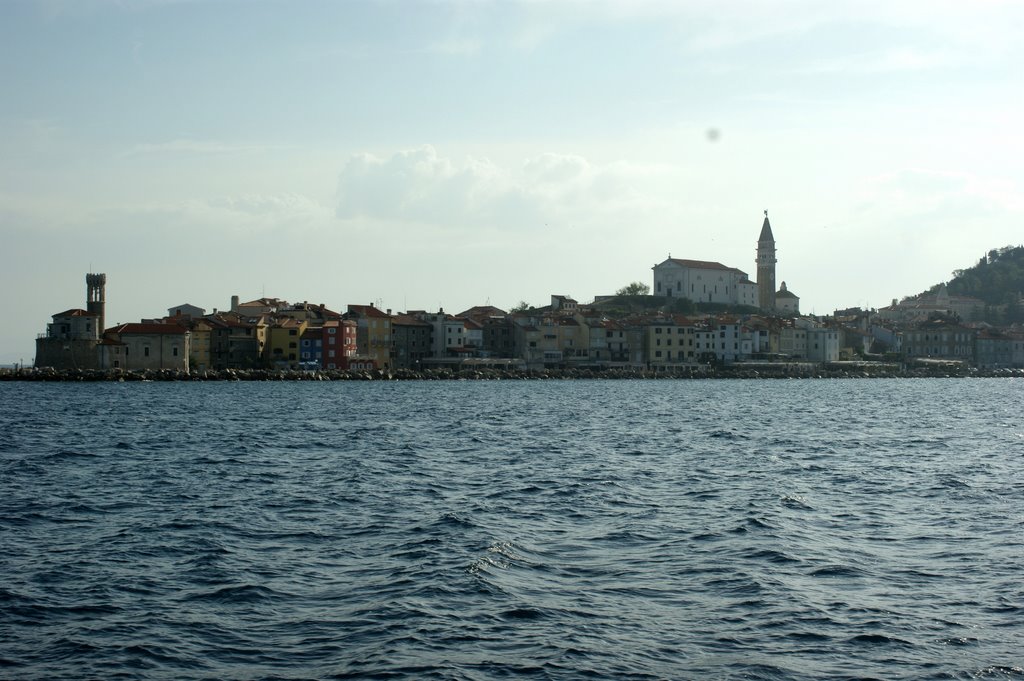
2, 379, 1023, 680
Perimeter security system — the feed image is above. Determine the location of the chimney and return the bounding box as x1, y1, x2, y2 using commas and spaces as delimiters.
231, 295, 240, 312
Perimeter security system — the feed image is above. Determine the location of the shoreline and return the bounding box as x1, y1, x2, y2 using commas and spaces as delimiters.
3, 365, 1022, 382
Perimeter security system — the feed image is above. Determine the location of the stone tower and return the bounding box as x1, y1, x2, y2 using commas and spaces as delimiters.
86, 272, 106, 334
756, 211, 777, 311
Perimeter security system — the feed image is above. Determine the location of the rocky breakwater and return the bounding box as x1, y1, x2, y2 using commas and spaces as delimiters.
3, 364, 1024, 382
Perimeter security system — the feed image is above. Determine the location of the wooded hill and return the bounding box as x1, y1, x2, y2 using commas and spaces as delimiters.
923, 245, 1024, 323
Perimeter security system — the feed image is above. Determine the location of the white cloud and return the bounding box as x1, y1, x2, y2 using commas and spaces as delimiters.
427, 38, 482, 56
205, 192, 328, 221
335, 145, 670, 233
125, 139, 274, 156
799, 47, 957, 75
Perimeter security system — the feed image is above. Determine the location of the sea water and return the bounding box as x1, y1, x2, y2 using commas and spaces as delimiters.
1, 378, 1022, 680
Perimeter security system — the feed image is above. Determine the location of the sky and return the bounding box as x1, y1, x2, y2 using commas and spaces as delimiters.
2, 0, 1023, 364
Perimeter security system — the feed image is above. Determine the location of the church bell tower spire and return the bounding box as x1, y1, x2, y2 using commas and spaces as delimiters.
756, 210, 777, 311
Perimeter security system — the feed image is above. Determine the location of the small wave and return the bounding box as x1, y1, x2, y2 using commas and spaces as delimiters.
435, 511, 476, 528
781, 494, 813, 510
810, 564, 868, 578
848, 633, 914, 646
729, 517, 772, 534
182, 584, 289, 604
965, 666, 1024, 678
42, 449, 100, 460
938, 636, 979, 646
466, 540, 534, 576
784, 630, 832, 642
500, 606, 547, 620
45, 637, 102, 662
120, 642, 203, 669
744, 548, 800, 565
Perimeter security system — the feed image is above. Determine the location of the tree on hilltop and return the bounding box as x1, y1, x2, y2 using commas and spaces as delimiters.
615, 281, 651, 296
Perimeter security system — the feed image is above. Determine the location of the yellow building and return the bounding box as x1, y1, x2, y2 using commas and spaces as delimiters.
346, 305, 392, 369
266, 318, 308, 368
646, 316, 698, 366
188, 319, 213, 372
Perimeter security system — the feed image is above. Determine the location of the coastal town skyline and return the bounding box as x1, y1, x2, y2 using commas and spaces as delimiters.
3, 1, 1023, 364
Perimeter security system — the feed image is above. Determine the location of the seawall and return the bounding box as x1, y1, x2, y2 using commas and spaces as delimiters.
3, 365, 1022, 382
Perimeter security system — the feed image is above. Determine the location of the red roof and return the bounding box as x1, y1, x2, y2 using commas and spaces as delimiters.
347, 304, 391, 318
53, 308, 96, 318
663, 258, 747, 276
108, 323, 189, 336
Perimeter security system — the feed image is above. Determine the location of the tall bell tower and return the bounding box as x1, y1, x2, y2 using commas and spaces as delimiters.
86, 272, 106, 334
756, 211, 777, 311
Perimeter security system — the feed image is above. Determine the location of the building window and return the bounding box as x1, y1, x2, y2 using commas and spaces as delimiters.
144, 346, 150, 357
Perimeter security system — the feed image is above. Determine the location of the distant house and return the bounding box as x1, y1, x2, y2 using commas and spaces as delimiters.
206, 314, 264, 369
321, 319, 358, 369
975, 329, 1024, 369
877, 286, 985, 323
299, 327, 323, 368
775, 282, 800, 315
35, 308, 103, 370
480, 316, 516, 358
645, 316, 695, 365
550, 295, 578, 313
167, 303, 205, 320
187, 318, 214, 372
391, 314, 432, 369
266, 318, 306, 368
345, 305, 392, 369
231, 296, 286, 315
900, 317, 975, 363
798, 321, 840, 363
102, 323, 190, 371
278, 302, 343, 325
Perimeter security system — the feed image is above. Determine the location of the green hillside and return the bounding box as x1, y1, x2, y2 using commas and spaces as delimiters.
925, 245, 1024, 322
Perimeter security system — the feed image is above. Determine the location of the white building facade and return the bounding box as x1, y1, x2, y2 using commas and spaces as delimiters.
652, 259, 758, 307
